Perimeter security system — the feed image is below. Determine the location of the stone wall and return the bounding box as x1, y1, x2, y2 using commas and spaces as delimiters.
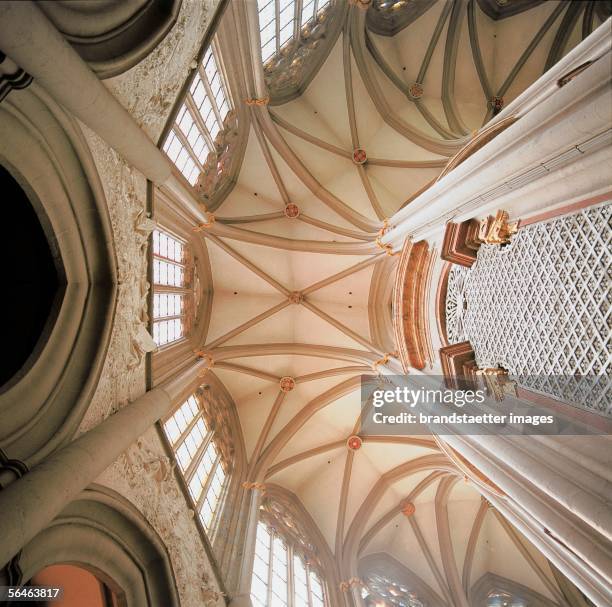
75, 0, 225, 604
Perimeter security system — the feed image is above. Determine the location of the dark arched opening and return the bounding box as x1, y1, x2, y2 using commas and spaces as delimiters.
0, 164, 62, 389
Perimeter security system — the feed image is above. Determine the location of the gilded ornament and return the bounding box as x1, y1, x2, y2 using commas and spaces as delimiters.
244, 96, 270, 106
479, 210, 519, 245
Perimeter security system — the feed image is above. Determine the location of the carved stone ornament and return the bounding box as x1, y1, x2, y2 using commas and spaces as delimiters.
347, 435, 363, 451
349, 0, 371, 9
490, 95, 504, 114
366, 0, 437, 36
127, 209, 156, 371
197, 387, 235, 469
260, 496, 322, 570
401, 501, 416, 517
102, 429, 224, 605
0, 53, 33, 103
263, 1, 342, 103
288, 291, 303, 304
279, 376, 296, 392
409, 82, 424, 99
352, 148, 368, 165
195, 351, 215, 369
284, 202, 300, 218
195, 110, 239, 202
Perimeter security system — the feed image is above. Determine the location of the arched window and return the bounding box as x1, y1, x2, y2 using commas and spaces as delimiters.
152, 228, 198, 347
250, 500, 328, 607
484, 589, 526, 607
162, 388, 232, 533
256, 0, 332, 64
361, 572, 427, 606
162, 46, 233, 187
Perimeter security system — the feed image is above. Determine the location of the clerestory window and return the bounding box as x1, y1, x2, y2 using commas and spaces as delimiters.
361, 572, 426, 606
256, 0, 332, 64
251, 520, 327, 607
163, 392, 231, 533
162, 46, 232, 186
152, 228, 196, 347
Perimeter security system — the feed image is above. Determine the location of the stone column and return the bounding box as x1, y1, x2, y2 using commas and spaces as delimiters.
228, 486, 262, 607
0, 1, 207, 223
441, 433, 612, 606
382, 25, 611, 247
0, 388, 172, 568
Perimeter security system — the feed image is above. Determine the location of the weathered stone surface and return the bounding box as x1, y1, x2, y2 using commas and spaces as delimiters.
75, 2, 225, 604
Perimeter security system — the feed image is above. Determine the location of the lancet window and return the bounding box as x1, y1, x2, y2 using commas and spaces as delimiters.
256, 0, 332, 64
162, 46, 233, 186
162, 389, 233, 533
251, 499, 328, 607
361, 572, 426, 606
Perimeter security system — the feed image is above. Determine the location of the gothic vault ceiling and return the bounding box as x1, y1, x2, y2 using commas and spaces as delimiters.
188, 0, 601, 601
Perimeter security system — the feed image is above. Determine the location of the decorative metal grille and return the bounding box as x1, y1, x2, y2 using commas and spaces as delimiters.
446, 204, 611, 413
445, 264, 470, 344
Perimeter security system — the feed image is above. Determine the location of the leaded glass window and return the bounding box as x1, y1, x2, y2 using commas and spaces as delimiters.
250, 520, 328, 607
152, 228, 197, 347
256, 0, 332, 64
163, 47, 232, 185
163, 393, 230, 534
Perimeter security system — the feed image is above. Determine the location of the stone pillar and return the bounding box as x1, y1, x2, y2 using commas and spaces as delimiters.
228, 486, 262, 607
382, 25, 611, 247
0, 1, 207, 223
441, 433, 612, 606
0, 388, 172, 568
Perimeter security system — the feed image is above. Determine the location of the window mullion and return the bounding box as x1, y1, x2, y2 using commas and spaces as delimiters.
185, 91, 216, 151
195, 451, 222, 511
275, 0, 281, 53
152, 284, 190, 295
288, 545, 295, 607
153, 252, 186, 266
183, 428, 214, 482
267, 531, 274, 606
170, 410, 204, 449
294, 0, 303, 40
172, 124, 205, 174
154, 313, 184, 322
197, 71, 224, 136
305, 564, 313, 607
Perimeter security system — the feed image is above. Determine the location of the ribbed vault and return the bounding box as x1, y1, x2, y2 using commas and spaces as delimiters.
171, 0, 599, 603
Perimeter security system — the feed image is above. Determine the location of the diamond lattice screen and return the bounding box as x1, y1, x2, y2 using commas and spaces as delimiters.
446, 204, 611, 413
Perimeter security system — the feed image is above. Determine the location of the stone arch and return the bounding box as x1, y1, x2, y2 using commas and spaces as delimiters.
0, 84, 116, 466
37, 0, 183, 79
18, 484, 180, 607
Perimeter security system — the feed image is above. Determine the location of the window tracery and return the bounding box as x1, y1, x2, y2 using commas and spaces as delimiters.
255, 0, 343, 102
485, 589, 527, 607
250, 497, 328, 607
162, 387, 233, 533
162, 46, 234, 190
257, 0, 331, 63
361, 572, 426, 607
152, 228, 198, 347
